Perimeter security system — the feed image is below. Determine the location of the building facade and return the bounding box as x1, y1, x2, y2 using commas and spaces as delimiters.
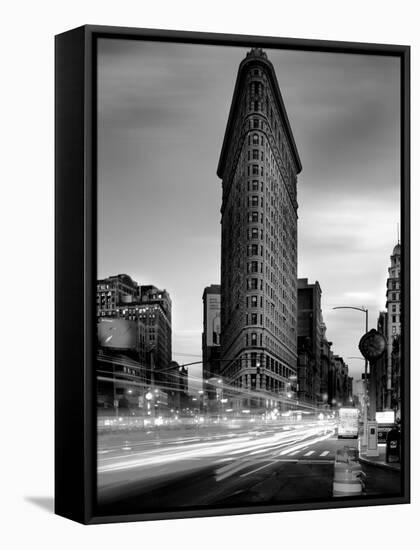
166, 361, 189, 412
217, 48, 302, 410
96, 275, 172, 392
97, 273, 138, 317
202, 285, 222, 381
330, 355, 352, 408
375, 310, 388, 411
376, 242, 402, 415
319, 322, 333, 407
385, 243, 401, 409
297, 278, 323, 404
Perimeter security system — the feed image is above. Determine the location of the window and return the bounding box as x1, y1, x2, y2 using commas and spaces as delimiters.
392, 315, 396, 323
251, 334, 257, 347
253, 119, 259, 128
249, 261, 258, 273
250, 313, 258, 325
251, 295, 258, 307
252, 134, 259, 145
252, 165, 259, 175
252, 149, 259, 160
252, 180, 259, 191
250, 211, 259, 222
251, 228, 259, 239
247, 244, 259, 256
249, 278, 258, 290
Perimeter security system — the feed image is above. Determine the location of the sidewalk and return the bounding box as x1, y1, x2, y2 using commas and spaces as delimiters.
358, 444, 401, 471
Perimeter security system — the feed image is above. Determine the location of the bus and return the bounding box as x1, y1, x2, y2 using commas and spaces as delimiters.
337, 408, 359, 439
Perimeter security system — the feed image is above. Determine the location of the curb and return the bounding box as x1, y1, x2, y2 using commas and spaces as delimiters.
359, 455, 401, 472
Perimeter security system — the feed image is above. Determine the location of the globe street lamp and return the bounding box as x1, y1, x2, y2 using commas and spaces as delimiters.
333, 306, 368, 446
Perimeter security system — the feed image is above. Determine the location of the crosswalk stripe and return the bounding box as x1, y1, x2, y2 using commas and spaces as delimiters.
303, 450, 315, 456
320, 451, 330, 457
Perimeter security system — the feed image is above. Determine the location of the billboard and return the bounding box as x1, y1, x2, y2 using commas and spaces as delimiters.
206, 293, 220, 347
376, 410, 395, 424
98, 318, 137, 350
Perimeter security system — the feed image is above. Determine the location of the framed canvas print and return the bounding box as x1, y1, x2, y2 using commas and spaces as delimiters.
55, 25, 410, 524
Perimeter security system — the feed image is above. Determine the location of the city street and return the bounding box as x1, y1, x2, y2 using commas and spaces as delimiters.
97, 419, 401, 514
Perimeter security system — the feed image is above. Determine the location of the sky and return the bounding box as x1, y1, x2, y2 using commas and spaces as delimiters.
97, 38, 400, 386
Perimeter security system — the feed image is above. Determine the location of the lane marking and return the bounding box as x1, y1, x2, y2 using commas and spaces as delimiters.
215, 460, 253, 481
300, 459, 334, 464
240, 460, 277, 478
304, 451, 315, 457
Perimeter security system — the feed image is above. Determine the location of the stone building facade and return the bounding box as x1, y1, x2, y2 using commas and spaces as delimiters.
217, 48, 302, 410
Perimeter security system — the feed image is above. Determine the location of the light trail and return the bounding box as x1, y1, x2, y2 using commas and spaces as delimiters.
98, 422, 336, 479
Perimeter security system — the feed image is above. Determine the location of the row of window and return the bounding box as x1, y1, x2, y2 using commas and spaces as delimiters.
224, 351, 295, 381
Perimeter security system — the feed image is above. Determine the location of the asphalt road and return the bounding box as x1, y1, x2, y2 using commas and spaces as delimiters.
96, 421, 402, 515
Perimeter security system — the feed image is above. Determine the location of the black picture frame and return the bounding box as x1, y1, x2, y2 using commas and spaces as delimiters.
55, 24, 410, 525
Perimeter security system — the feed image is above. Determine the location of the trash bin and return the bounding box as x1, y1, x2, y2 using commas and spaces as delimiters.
385, 425, 401, 463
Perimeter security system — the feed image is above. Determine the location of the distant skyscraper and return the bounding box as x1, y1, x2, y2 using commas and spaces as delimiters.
377, 242, 401, 410
217, 48, 302, 409
386, 243, 402, 348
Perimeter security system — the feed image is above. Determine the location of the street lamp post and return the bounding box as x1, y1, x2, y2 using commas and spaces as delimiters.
333, 306, 368, 446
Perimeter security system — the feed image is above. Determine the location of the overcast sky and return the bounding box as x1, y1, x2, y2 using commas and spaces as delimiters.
97, 38, 400, 385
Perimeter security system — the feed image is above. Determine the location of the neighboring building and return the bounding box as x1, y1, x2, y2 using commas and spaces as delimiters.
166, 361, 189, 412
330, 355, 352, 407
96, 317, 148, 416
217, 47, 302, 411
320, 322, 333, 406
97, 347, 148, 416
97, 275, 172, 392
297, 278, 323, 404
375, 310, 388, 411
385, 243, 401, 409
202, 285, 221, 382
376, 242, 401, 413
390, 334, 401, 418
135, 285, 172, 388
96, 273, 138, 318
